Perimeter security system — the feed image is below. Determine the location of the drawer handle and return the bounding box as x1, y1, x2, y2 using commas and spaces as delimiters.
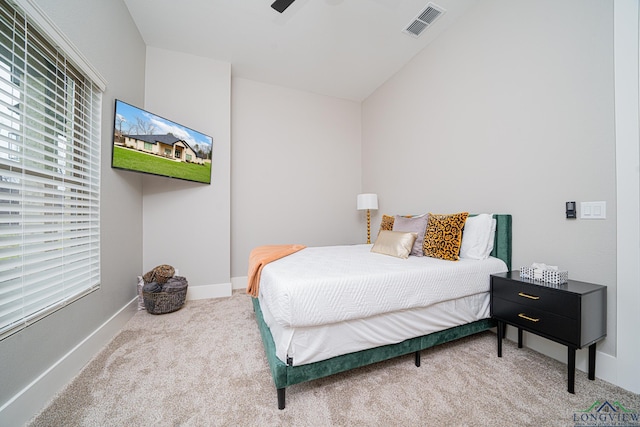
518, 313, 540, 323
518, 292, 540, 300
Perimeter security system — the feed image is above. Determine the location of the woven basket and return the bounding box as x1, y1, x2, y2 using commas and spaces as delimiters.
143, 276, 188, 315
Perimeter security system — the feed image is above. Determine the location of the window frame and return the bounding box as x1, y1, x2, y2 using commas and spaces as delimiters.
0, 0, 105, 340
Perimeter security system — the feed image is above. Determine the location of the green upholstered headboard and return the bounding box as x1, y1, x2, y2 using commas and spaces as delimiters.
489, 214, 512, 271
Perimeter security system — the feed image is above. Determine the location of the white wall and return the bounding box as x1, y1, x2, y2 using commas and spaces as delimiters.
143, 47, 232, 297
0, 0, 147, 424
363, 0, 618, 370
230, 78, 362, 280
614, 0, 640, 394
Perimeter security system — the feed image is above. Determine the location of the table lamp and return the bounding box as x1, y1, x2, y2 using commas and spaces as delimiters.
357, 193, 378, 244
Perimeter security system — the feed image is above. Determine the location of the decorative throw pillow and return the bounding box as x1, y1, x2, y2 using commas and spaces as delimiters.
379, 213, 425, 231
371, 230, 418, 259
392, 215, 429, 256
423, 212, 469, 261
460, 214, 494, 260
379, 214, 395, 233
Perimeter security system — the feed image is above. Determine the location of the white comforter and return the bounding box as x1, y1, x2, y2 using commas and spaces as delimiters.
259, 244, 507, 328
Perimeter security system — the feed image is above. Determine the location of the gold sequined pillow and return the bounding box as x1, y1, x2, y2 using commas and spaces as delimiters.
423, 212, 469, 261
371, 230, 418, 259
379, 214, 395, 233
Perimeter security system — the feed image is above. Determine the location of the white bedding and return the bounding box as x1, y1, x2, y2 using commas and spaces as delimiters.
259, 244, 507, 328
260, 291, 491, 366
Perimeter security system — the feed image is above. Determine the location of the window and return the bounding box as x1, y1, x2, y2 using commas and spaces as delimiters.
144, 142, 152, 151
0, 0, 104, 340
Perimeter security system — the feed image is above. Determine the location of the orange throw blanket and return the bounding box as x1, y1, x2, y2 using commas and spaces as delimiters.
246, 244, 306, 297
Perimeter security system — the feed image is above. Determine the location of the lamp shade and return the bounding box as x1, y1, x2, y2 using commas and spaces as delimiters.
357, 193, 378, 210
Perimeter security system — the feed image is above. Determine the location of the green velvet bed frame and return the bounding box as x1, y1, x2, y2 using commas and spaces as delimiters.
252, 214, 512, 409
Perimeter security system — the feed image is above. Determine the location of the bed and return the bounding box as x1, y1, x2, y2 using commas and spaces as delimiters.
251, 214, 512, 409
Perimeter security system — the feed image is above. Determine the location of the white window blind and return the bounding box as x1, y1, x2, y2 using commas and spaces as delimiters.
0, 0, 102, 340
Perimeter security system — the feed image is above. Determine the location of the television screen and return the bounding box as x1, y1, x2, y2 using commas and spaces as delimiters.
112, 99, 213, 184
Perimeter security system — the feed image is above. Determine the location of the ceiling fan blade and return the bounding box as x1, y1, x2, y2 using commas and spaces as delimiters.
271, 0, 295, 13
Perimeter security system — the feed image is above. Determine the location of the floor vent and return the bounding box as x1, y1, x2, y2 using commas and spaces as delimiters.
403, 2, 446, 38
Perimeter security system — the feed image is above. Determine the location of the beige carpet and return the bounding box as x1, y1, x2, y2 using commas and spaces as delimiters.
29, 292, 639, 427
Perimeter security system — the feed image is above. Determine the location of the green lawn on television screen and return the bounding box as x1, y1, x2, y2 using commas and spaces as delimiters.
113, 146, 212, 184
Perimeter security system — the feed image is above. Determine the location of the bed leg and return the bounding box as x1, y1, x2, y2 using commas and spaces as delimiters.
414, 351, 421, 367
277, 388, 286, 410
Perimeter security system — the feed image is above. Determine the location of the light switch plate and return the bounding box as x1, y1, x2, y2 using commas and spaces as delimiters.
580, 201, 606, 219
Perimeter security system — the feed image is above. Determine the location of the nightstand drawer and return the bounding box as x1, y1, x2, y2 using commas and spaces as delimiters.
492, 297, 580, 346
492, 277, 580, 319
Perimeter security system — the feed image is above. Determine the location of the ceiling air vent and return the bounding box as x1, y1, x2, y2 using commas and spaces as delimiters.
403, 3, 446, 38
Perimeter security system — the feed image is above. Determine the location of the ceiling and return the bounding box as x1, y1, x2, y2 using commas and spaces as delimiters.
123, 0, 477, 102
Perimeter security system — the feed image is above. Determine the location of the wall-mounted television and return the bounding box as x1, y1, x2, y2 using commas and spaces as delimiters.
111, 99, 213, 184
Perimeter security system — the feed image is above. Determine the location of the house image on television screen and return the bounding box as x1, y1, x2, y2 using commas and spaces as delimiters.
122, 133, 206, 164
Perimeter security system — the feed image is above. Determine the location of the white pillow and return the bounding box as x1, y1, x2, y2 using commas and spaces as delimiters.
460, 214, 495, 260
371, 230, 418, 259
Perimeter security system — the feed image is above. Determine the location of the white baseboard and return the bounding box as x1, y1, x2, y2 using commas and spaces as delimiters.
231, 276, 247, 291
593, 350, 617, 387
0, 298, 138, 427
186, 282, 232, 300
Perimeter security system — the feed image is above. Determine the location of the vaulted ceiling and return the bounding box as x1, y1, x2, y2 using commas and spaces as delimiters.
123, 0, 477, 101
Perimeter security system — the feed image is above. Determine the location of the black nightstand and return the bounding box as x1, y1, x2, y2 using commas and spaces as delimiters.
490, 271, 607, 393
